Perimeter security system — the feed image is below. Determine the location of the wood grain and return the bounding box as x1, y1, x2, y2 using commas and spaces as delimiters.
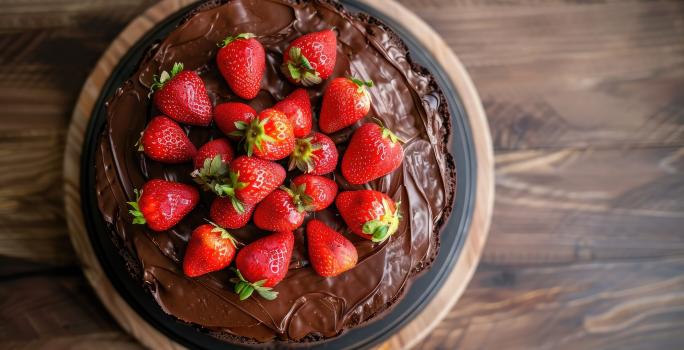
1, 0, 683, 349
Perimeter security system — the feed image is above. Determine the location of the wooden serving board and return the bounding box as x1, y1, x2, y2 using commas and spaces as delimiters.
63, 0, 494, 349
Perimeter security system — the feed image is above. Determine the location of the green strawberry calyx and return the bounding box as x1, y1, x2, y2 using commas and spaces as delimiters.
150, 62, 184, 95
191, 154, 229, 192
126, 189, 146, 225
280, 182, 315, 213
204, 219, 238, 248
349, 76, 374, 93
212, 170, 248, 214
288, 136, 322, 173
237, 116, 276, 157
362, 199, 402, 243
282, 46, 322, 86
371, 117, 403, 145
229, 268, 278, 301
217, 32, 256, 48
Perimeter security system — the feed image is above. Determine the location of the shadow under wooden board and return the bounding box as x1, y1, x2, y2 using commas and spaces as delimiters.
63, 0, 494, 349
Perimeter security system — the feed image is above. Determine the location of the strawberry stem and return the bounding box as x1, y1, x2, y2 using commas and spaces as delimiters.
202, 167, 247, 213
204, 219, 238, 248
371, 117, 403, 144
191, 155, 229, 192
288, 137, 321, 173
281, 46, 322, 86
150, 62, 184, 94
243, 116, 276, 157
362, 199, 401, 243
126, 189, 146, 225
229, 268, 278, 301
217, 33, 256, 48
349, 76, 374, 93
280, 182, 314, 213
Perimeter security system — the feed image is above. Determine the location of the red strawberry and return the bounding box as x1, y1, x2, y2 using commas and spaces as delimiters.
213, 156, 286, 211
127, 179, 199, 232
281, 29, 337, 86
292, 175, 337, 211
216, 33, 265, 100
341, 123, 404, 184
214, 102, 257, 141
253, 188, 307, 232
335, 190, 401, 243
273, 89, 312, 138
306, 220, 358, 277
190, 139, 234, 193
210, 197, 254, 229
233, 108, 294, 160
232, 231, 294, 300
183, 222, 238, 277
288, 132, 338, 175
193, 138, 234, 170
139, 116, 197, 163
319, 77, 373, 133
151, 62, 212, 126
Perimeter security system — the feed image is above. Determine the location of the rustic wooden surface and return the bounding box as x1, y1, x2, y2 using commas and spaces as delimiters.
1, 0, 683, 349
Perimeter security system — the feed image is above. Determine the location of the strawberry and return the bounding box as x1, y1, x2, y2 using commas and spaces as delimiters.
193, 138, 234, 170
281, 29, 337, 86
191, 139, 234, 191
183, 222, 238, 277
253, 188, 308, 232
213, 156, 286, 212
341, 122, 404, 184
151, 62, 212, 126
210, 197, 254, 229
127, 179, 199, 232
306, 220, 358, 277
335, 190, 401, 243
288, 132, 338, 175
214, 102, 257, 141
273, 89, 312, 138
216, 33, 265, 100
232, 108, 294, 160
138, 116, 197, 164
292, 175, 337, 211
232, 231, 294, 300
319, 77, 373, 133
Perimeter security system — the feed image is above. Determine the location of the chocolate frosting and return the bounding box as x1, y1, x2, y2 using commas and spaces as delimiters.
96, 0, 455, 344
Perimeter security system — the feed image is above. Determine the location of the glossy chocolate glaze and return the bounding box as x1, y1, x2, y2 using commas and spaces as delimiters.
96, 0, 455, 344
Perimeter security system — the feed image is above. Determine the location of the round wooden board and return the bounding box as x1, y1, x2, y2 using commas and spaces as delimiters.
63, 1, 494, 349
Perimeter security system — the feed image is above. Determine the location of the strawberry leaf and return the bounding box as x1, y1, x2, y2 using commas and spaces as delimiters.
231, 269, 277, 301
282, 46, 322, 86
287, 63, 302, 80
254, 287, 278, 301
126, 189, 146, 225
218, 32, 256, 48
238, 286, 254, 300
349, 76, 374, 93
230, 196, 245, 214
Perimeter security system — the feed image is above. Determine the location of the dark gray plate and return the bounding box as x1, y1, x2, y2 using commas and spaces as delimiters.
80, 1, 477, 349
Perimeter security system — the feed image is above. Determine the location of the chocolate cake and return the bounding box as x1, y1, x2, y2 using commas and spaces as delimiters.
95, 0, 456, 344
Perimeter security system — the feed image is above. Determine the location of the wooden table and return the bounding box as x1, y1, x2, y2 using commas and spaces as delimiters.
1, 1, 682, 349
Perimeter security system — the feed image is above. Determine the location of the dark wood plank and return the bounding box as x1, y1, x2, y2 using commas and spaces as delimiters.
0, 257, 141, 349
399, 0, 684, 149
0, 0, 154, 265
486, 146, 684, 264
417, 257, 684, 350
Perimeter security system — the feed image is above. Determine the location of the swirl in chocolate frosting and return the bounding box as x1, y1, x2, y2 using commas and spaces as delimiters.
96, 0, 456, 344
